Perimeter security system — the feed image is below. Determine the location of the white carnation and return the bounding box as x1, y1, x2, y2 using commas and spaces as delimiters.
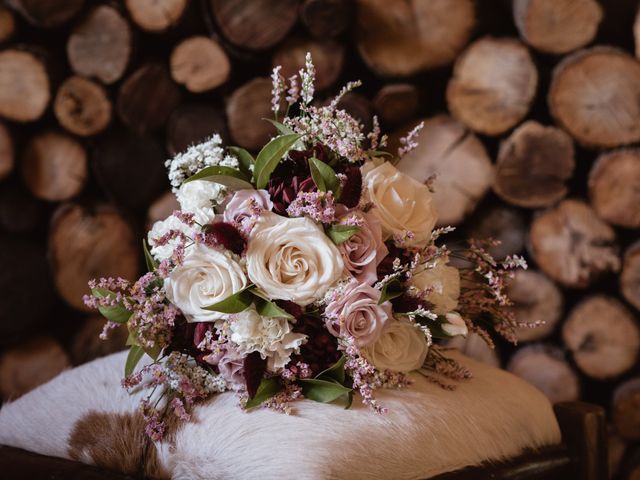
176, 180, 227, 225
230, 308, 307, 371
148, 215, 194, 261
166, 134, 239, 191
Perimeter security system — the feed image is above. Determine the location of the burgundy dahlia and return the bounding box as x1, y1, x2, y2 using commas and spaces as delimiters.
336, 164, 362, 208
268, 175, 316, 215
391, 293, 433, 314
291, 315, 340, 375
203, 222, 245, 254
377, 242, 412, 279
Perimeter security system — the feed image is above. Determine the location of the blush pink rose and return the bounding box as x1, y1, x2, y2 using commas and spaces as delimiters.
223, 189, 273, 229
337, 210, 388, 284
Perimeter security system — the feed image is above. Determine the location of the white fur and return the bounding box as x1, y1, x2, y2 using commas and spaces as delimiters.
0, 351, 561, 479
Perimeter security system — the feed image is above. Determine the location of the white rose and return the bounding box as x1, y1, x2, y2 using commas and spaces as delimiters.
176, 180, 227, 225
148, 214, 194, 261
165, 243, 247, 322
362, 161, 437, 247
246, 212, 344, 306
363, 320, 429, 372
411, 259, 460, 315
230, 308, 307, 371
442, 312, 468, 337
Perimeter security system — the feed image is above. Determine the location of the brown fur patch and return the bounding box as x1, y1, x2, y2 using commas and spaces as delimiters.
68, 411, 169, 479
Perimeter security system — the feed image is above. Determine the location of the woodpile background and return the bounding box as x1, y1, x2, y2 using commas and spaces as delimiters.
0, 0, 639, 476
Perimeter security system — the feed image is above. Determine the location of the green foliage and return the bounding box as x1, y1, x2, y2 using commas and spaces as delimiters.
378, 278, 404, 304
245, 377, 282, 409
204, 286, 255, 313
326, 224, 360, 245
183, 165, 253, 190
254, 134, 302, 189
227, 146, 255, 178
309, 157, 341, 198
142, 239, 157, 272
125, 345, 144, 377
92, 288, 132, 324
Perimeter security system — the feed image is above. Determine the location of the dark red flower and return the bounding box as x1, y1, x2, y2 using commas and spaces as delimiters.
268, 175, 316, 215
203, 222, 246, 254
275, 300, 304, 319
243, 351, 267, 398
377, 242, 411, 279
336, 164, 362, 208
166, 316, 196, 355
290, 315, 340, 375
391, 293, 433, 313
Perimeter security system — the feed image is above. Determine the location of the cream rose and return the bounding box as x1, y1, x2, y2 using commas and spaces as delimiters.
362, 161, 437, 247
246, 212, 344, 306
412, 259, 460, 315
363, 320, 429, 372
165, 243, 247, 322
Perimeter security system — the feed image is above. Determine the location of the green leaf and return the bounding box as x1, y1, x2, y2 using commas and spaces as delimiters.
245, 377, 282, 409
315, 356, 347, 383
378, 279, 404, 304
203, 286, 254, 313
254, 133, 302, 189
143, 344, 162, 361
326, 224, 360, 245
142, 239, 157, 272
264, 118, 295, 135
228, 146, 255, 177
92, 288, 132, 324
298, 378, 352, 403
309, 157, 341, 198
125, 331, 137, 346
254, 297, 293, 320
183, 165, 253, 190
125, 345, 144, 377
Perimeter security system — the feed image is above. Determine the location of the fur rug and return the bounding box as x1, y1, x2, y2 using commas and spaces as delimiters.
0, 350, 560, 479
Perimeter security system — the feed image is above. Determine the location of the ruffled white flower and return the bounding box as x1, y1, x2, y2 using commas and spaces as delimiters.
148, 215, 194, 261
176, 180, 227, 225
411, 259, 460, 315
164, 244, 248, 322
441, 312, 468, 337
363, 320, 429, 372
166, 134, 239, 191
230, 308, 307, 371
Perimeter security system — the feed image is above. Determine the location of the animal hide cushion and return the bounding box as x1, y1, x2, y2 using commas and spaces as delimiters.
0, 350, 561, 479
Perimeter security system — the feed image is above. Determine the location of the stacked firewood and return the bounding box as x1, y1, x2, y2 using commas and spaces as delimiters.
0, 0, 639, 476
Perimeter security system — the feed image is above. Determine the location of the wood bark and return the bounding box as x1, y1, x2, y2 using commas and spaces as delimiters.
507, 269, 564, 343
494, 121, 575, 208
334, 92, 373, 133
507, 344, 580, 404
22, 131, 87, 202
563, 296, 640, 380
0, 122, 14, 181
70, 317, 128, 365
92, 129, 167, 211
124, 0, 188, 32
0, 337, 70, 400
549, 47, 640, 148
170, 36, 231, 93
117, 63, 182, 134
529, 199, 619, 288
0, 49, 49, 122
54, 75, 112, 137
589, 149, 640, 229
67, 5, 132, 85
6, 0, 84, 28
209, 0, 299, 51
467, 205, 526, 261
355, 0, 475, 76
166, 104, 228, 157
373, 83, 419, 128
394, 115, 494, 226
622, 241, 640, 312
48, 203, 139, 312
300, 0, 353, 39
513, 0, 603, 54
447, 37, 538, 136
613, 378, 640, 441
609, 429, 627, 479
273, 37, 345, 91
226, 77, 279, 151
0, 6, 16, 43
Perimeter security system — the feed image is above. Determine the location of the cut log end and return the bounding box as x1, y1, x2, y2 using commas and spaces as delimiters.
0, 49, 49, 122
549, 47, 640, 148
447, 37, 538, 136
54, 76, 112, 137
468, 205, 526, 260
622, 241, 640, 312
170, 36, 230, 93
529, 199, 619, 288
507, 344, 580, 404
0, 6, 16, 43
7, 0, 84, 28
301, 0, 353, 39
356, 0, 475, 76
589, 149, 640, 229
125, 0, 188, 32
613, 378, 640, 441
373, 83, 419, 128
563, 296, 640, 380
147, 191, 179, 230
0, 337, 70, 400
0, 122, 14, 181
22, 131, 87, 202
166, 104, 228, 157
507, 269, 563, 342
49, 203, 139, 311
67, 5, 132, 85
494, 120, 575, 208
513, 0, 603, 54
394, 115, 494, 226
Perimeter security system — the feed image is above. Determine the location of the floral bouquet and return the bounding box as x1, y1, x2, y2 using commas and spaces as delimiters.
85, 54, 529, 441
